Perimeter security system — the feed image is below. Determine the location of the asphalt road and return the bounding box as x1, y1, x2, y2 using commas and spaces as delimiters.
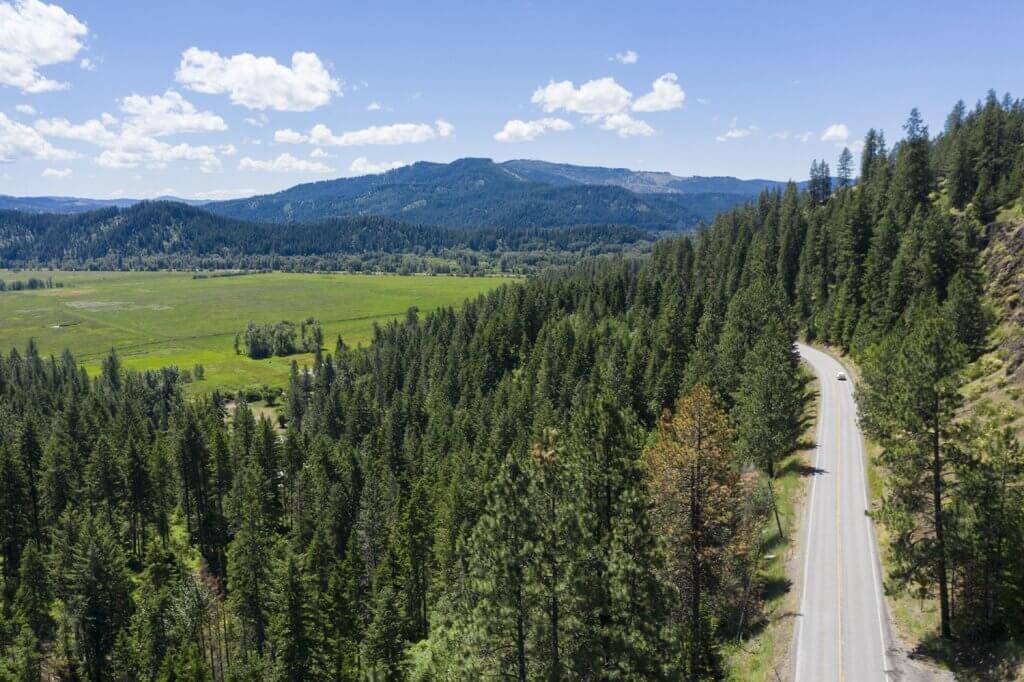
793, 343, 894, 681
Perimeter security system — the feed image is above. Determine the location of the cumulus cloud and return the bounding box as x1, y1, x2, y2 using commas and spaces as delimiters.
612, 50, 638, 64
96, 141, 222, 173
0, 0, 88, 93
493, 117, 573, 142
349, 157, 407, 175
796, 131, 815, 143
274, 128, 307, 144
79, 56, 95, 71
118, 90, 226, 137
176, 47, 340, 111
15, 104, 35, 115
238, 152, 333, 173
308, 120, 454, 146
532, 77, 632, 116
367, 101, 382, 111
632, 73, 684, 112
600, 112, 654, 138
35, 90, 228, 172
715, 126, 754, 142
41, 166, 70, 178
529, 74, 682, 137
0, 112, 75, 160
821, 123, 849, 143
309, 148, 329, 158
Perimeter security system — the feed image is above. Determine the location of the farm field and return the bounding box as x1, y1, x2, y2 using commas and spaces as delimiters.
0, 270, 509, 391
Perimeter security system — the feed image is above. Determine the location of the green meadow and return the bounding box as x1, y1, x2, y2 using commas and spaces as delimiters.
0, 270, 509, 391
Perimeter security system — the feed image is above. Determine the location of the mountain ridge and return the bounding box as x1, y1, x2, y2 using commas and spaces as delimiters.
5, 158, 802, 229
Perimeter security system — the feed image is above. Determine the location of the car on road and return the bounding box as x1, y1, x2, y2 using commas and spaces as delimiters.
837, 371, 847, 381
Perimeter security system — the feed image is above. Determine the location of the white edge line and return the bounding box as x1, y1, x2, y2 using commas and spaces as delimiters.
847, 380, 892, 680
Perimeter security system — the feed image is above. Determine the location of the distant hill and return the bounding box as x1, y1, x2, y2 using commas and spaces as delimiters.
500, 159, 800, 196
204, 158, 796, 229
0, 194, 205, 213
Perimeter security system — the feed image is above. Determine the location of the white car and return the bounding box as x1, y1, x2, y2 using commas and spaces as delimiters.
837, 371, 847, 381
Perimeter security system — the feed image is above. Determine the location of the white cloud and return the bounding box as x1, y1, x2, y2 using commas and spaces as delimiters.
796, 131, 814, 143
239, 152, 333, 173
632, 73, 684, 112
529, 75, 671, 137
494, 117, 573, 142
96, 140, 223, 173
41, 166, 70, 178
309, 148, 329, 158
36, 91, 228, 172
696, 97, 710, 105
35, 116, 117, 144
532, 77, 632, 116
367, 101, 382, 111
715, 126, 754, 142
218, 144, 237, 156
821, 123, 849, 143
118, 90, 226, 137
309, 120, 453, 146
274, 128, 307, 144
0, 0, 88, 93
612, 50, 638, 64
79, 56, 95, 71
349, 157, 407, 175
15, 103, 35, 115
244, 114, 268, 128
176, 47, 340, 111
435, 119, 455, 137
0, 112, 74, 160
600, 112, 654, 138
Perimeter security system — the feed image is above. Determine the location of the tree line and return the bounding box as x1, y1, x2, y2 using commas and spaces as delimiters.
0, 201, 655, 275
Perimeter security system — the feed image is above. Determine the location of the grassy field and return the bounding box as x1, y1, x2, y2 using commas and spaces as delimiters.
0, 270, 508, 391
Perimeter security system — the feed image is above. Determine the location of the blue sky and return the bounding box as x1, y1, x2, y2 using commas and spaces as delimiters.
1, 0, 1021, 199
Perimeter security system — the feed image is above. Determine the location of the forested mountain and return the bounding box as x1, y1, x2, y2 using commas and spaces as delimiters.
0, 201, 652, 272
1, 91, 1023, 680
205, 158, 753, 228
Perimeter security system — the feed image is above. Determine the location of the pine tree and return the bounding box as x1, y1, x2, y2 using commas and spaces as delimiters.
227, 461, 274, 658
270, 549, 317, 681
731, 319, 804, 537
859, 302, 967, 638
14, 541, 54, 643
837, 147, 854, 187
645, 385, 759, 681
70, 513, 134, 681
462, 454, 535, 681
892, 108, 933, 224
15, 418, 43, 543
0, 443, 29, 587
364, 584, 409, 681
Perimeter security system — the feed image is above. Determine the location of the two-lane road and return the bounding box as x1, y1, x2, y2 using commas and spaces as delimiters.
793, 343, 893, 681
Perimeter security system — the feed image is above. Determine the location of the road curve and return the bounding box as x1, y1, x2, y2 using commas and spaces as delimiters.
793, 343, 894, 681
